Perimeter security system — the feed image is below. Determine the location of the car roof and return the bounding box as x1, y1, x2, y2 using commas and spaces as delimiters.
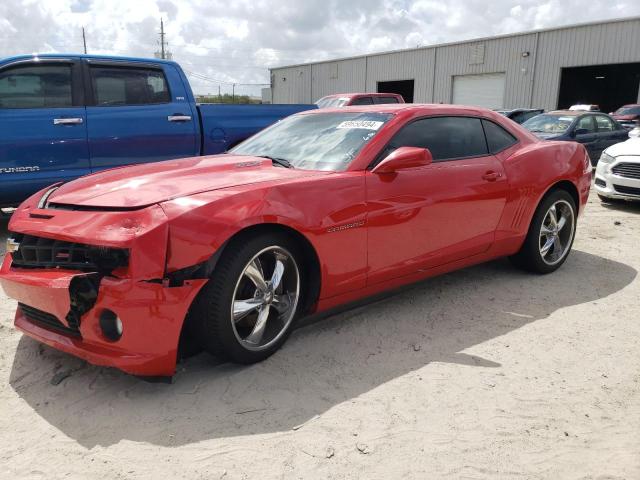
300, 103, 506, 116
547, 110, 591, 117
321, 93, 403, 99
0, 53, 179, 66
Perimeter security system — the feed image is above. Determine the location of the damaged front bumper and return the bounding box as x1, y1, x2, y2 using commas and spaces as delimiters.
0, 203, 208, 376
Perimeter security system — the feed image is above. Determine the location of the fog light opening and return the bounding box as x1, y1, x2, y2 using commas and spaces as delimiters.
99, 309, 123, 341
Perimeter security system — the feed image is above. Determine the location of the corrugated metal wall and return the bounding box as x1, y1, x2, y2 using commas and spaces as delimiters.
270, 17, 640, 109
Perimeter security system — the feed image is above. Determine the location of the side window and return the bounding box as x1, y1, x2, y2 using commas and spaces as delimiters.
384, 116, 488, 161
0, 64, 72, 109
575, 115, 596, 133
595, 115, 614, 132
510, 111, 527, 123
376, 96, 400, 104
90, 66, 170, 106
350, 96, 374, 105
482, 120, 518, 153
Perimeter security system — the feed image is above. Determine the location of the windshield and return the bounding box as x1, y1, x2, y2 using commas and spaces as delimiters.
316, 96, 350, 108
522, 114, 574, 134
230, 112, 392, 171
614, 106, 640, 115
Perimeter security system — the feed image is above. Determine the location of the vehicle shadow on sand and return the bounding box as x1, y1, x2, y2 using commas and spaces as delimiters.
8, 249, 637, 448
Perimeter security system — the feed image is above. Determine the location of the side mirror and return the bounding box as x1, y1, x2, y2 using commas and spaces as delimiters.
371, 147, 433, 174
573, 128, 590, 137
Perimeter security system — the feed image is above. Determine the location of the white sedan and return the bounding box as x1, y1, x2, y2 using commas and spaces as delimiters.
595, 131, 640, 202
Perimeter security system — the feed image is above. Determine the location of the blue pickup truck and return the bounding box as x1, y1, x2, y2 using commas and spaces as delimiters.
0, 54, 314, 208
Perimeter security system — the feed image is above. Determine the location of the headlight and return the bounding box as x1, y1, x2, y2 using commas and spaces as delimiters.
599, 152, 615, 164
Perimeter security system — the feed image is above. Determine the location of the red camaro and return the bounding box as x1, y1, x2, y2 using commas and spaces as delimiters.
0, 104, 591, 376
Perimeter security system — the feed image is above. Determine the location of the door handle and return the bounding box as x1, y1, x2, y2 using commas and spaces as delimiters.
168, 115, 192, 122
482, 171, 502, 182
53, 117, 83, 125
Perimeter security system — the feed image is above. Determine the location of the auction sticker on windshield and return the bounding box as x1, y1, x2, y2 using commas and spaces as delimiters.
337, 120, 384, 130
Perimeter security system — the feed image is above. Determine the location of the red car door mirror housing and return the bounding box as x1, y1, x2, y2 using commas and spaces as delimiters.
372, 147, 433, 174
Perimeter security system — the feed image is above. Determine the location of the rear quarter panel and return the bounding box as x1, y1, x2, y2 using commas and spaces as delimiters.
491, 140, 589, 255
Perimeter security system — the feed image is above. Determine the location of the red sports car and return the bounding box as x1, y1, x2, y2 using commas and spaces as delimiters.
0, 104, 592, 376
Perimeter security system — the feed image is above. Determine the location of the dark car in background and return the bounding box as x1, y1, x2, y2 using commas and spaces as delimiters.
522, 110, 629, 166
610, 104, 640, 130
495, 108, 544, 124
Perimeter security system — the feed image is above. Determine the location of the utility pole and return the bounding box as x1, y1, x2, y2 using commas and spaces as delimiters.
82, 27, 87, 54
232, 83, 236, 103
218, 85, 221, 102
159, 18, 166, 59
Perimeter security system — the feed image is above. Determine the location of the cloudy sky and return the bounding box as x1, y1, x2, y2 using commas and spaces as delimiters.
1, 0, 639, 96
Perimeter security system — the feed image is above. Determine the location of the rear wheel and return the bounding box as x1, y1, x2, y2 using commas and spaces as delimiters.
510, 189, 577, 274
191, 233, 303, 364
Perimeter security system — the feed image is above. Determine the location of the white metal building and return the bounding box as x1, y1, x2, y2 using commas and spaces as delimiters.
269, 17, 640, 113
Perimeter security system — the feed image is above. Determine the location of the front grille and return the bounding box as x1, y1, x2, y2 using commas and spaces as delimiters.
9, 233, 129, 272
595, 177, 606, 187
611, 163, 640, 180
19, 303, 81, 337
613, 184, 640, 196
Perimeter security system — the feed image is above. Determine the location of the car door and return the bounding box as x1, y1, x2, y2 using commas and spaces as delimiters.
0, 59, 89, 206
365, 116, 510, 285
572, 115, 598, 159
594, 115, 620, 158
85, 61, 198, 172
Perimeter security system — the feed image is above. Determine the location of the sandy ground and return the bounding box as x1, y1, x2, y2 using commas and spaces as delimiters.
0, 192, 639, 480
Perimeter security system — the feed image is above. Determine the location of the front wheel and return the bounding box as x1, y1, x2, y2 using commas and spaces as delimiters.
191, 234, 303, 364
510, 190, 577, 274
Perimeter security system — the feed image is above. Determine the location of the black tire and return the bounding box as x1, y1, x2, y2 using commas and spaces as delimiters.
510, 189, 577, 274
189, 233, 305, 364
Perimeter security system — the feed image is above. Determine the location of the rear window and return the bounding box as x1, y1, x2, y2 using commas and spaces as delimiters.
350, 97, 374, 105
376, 96, 401, 104
482, 120, 518, 153
90, 66, 170, 106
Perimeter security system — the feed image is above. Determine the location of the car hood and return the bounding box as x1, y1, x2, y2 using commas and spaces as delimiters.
48, 155, 329, 208
604, 138, 640, 157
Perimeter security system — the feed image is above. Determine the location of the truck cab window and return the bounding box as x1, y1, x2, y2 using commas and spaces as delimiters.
90, 66, 170, 106
0, 65, 72, 109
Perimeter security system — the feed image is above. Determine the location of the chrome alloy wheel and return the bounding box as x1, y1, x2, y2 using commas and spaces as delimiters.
539, 199, 575, 266
230, 246, 300, 351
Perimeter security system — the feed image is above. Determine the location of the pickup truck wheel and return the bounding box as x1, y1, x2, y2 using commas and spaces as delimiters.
192, 233, 302, 364
510, 190, 577, 274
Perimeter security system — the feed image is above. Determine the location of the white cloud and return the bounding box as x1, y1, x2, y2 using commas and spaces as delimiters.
1, 0, 639, 96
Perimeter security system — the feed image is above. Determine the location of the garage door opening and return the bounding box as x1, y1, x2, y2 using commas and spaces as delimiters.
377, 80, 414, 103
558, 63, 640, 113
452, 73, 506, 109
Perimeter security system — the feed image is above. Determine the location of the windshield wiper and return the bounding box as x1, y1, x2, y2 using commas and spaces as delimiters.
258, 156, 295, 169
